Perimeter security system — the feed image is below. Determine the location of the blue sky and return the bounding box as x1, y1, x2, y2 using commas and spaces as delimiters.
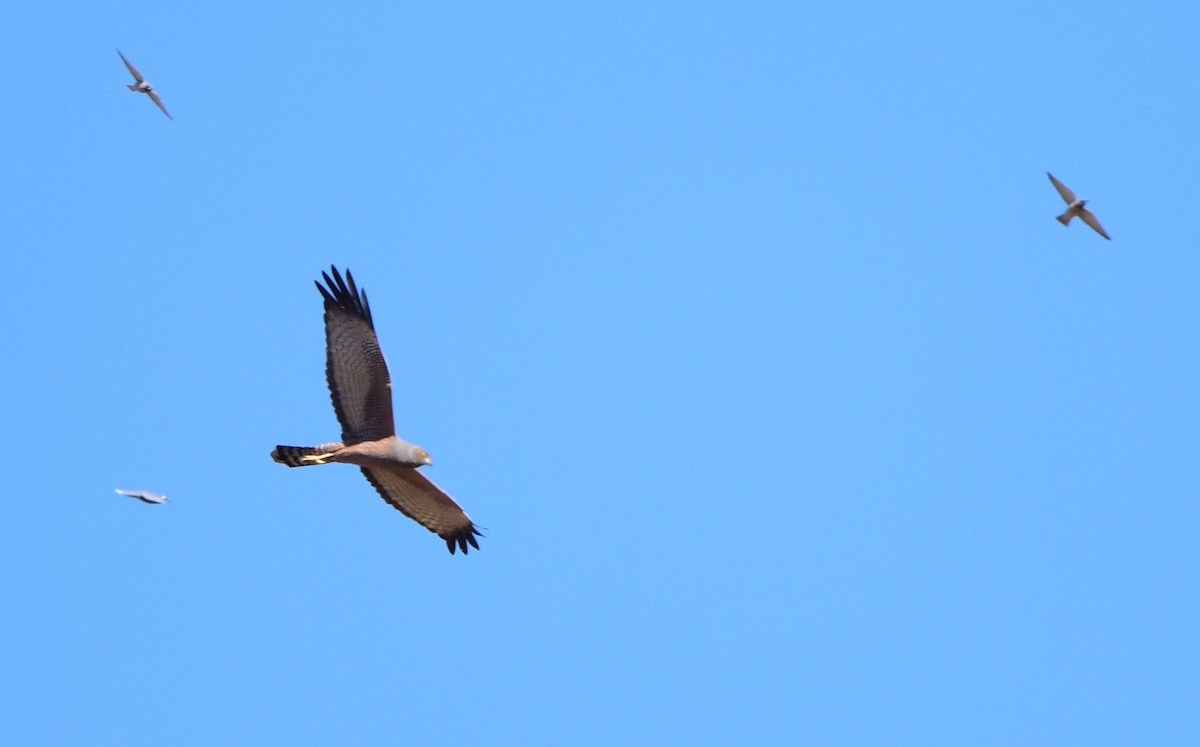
2, 2, 1197, 744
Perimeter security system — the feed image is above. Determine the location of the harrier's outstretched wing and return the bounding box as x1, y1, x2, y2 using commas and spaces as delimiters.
360, 467, 482, 554
316, 267, 396, 444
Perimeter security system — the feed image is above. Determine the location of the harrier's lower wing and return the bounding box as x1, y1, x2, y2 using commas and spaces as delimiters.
360, 466, 481, 554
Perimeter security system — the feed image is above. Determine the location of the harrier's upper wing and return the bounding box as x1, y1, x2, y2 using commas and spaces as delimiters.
316, 266, 395, 444
360, 466, 482, 554
117, 50, 144, 82
1078, 208, 1111, 240
1047, 172, 1076, 204
147, 91, 172, 119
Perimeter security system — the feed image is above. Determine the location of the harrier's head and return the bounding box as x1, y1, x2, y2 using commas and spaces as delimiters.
390, 440, 433, 467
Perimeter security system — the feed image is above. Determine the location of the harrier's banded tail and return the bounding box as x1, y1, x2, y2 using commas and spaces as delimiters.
271, 443, 344, 467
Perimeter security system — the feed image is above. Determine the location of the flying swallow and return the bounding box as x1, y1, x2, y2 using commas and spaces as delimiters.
1047, 172, 1109, 240
117, 50, 172, 120
114, 489, 168, 505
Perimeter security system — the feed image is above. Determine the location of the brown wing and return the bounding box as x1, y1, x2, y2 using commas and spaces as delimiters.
117, 50, 144, 82
1047, 172, 1076, 204
360, 467, 482, 554
147, 91, 172, 119
316, 266, 396, 443
1078, 208, 1111, 240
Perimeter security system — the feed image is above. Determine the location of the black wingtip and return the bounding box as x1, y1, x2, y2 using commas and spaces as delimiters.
315, 277, 335, 305
445, 526, 484, 555
315, 265, 374, 329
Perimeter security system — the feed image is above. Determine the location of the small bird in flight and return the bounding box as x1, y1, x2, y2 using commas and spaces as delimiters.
114, 489, 168, 505
1047, 172, 1109, 240
117, 50, 172, 120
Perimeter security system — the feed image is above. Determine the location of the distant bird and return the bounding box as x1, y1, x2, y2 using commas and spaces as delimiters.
1047, 172, 1110, 240
114, 489, 168, 505
117, 50, 172, 120
271, 266, 482, 554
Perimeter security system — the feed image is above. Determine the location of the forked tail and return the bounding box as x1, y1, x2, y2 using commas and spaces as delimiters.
271, 443, 344, 467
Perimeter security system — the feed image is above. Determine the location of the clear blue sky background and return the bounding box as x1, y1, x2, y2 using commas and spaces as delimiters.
2, 2, 1197, 744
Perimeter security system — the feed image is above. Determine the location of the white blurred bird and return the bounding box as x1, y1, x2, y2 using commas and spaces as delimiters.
1047, 172, 1109, 240
114, 489, 168, 505
118, 50, 172, 120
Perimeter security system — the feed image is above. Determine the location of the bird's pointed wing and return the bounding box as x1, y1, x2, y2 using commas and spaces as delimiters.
1047, 172, 1076, 204
316, 266, 395, 443
147, 91, 172, 119
117, 50, 144, 82
360, 467, 482, 554
1078, 208, 1110, 240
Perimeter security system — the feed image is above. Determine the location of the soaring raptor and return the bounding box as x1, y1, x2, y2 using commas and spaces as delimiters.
272, 266, 481, 554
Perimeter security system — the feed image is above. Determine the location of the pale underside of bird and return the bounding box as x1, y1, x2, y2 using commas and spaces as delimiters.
271, 266, 482, 554
1047, 172, 1109, 240
118, 50, 172, 120
115, 488, 168, 504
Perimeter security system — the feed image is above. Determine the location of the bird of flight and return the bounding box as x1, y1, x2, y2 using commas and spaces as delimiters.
118, 50, 172, 119
114, 489, 168, 505
1047, 172, 1110, 240
271, 266, 482, 554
